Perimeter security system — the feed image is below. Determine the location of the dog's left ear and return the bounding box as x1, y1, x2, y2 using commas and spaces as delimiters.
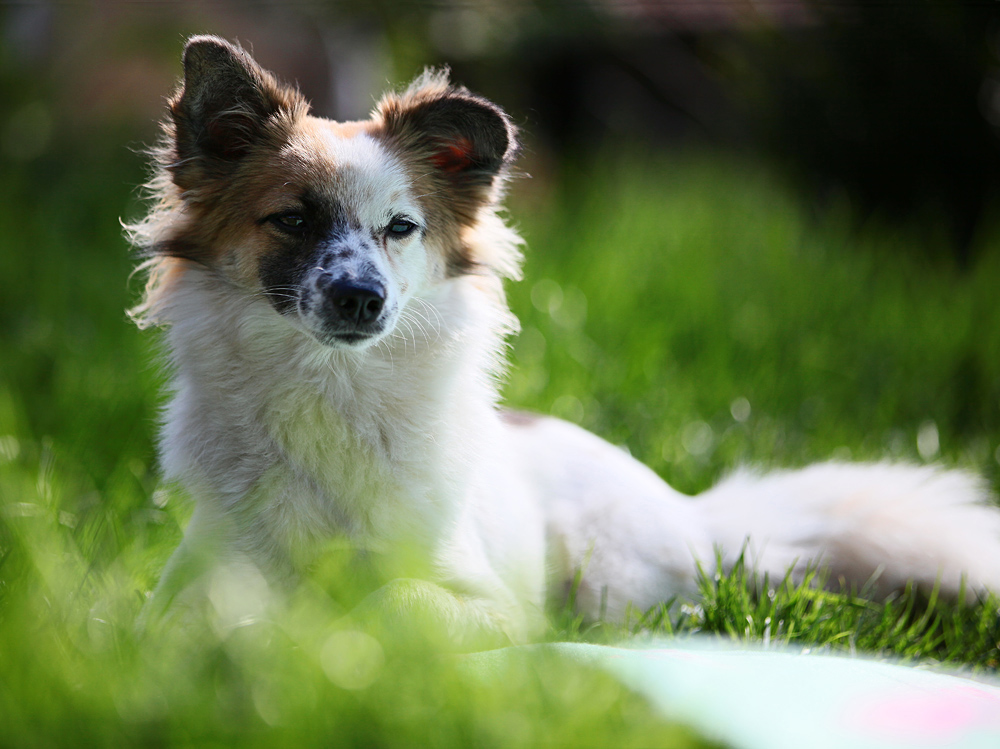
374, 71, 518, 224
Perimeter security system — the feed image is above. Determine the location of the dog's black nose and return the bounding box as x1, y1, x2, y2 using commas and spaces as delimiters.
324, 280, 385, 325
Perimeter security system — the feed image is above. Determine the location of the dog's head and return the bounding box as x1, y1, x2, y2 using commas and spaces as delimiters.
140, 36, 519, 349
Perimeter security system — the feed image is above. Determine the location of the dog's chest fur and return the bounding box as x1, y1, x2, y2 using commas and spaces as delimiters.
159, 267, 504, 572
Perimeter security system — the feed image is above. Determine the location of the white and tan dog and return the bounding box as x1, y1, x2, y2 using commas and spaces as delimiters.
131, 36, 1000, 646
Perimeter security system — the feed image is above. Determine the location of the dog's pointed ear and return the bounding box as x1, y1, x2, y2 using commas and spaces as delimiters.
167, 35, 306, 190
374, 71, 518, 223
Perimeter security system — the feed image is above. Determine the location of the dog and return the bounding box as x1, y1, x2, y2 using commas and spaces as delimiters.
130, 35, 1000, 647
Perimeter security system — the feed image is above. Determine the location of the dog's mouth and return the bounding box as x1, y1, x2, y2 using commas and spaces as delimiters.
310, 318, 394, 349
327, 331, 378, 347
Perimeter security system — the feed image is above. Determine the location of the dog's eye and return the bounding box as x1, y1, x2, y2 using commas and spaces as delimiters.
387, 219, 417, 238
270, 213, 307, 232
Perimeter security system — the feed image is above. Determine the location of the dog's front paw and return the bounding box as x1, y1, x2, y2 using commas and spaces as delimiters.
341, 578, 516, 654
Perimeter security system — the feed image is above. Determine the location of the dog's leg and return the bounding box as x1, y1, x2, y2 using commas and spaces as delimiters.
507, 415, 713, 621
140, 501, 263, 630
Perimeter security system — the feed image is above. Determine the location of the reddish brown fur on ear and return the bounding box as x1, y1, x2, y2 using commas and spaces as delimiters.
432, 136, 476, 173
373, 70, 519, 227
167, 35, 307, 191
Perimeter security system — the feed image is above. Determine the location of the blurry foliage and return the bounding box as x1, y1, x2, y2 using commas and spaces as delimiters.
0, 488, 707, 747
505, 152, 1000, 496
727, 2, 1000, 264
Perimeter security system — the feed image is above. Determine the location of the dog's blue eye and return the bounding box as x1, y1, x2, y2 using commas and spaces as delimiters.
387, 219, 417, 238
271, 213, 307, 231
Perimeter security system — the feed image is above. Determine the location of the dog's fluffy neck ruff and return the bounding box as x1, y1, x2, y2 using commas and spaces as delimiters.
152, 252, 517, 573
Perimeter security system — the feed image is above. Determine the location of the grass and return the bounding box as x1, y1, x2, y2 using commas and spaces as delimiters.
2, 140, 1000, 745
506, 155, 1000, 495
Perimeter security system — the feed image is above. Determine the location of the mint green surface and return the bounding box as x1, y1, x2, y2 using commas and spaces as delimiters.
468, 641, 1000, 749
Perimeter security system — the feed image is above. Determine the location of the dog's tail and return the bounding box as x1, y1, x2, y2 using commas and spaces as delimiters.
698, 462, 1000, 599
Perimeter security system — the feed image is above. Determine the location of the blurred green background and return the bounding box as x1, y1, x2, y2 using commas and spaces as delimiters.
3, 1, 1000, 745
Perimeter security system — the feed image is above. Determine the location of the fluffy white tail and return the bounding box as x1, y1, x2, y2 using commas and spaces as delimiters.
699, 462, 1000, 600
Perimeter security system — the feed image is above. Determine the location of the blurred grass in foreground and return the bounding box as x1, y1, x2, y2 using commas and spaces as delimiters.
2, 148, 1000, 744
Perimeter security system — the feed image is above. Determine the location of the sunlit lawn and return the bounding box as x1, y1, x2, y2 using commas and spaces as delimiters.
1, 141, 999, 744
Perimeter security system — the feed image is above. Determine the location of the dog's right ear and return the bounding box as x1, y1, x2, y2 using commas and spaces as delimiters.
167, 36, 306, 190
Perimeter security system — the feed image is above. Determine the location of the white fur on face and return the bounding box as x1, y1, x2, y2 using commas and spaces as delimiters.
276, 125, 434, 350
